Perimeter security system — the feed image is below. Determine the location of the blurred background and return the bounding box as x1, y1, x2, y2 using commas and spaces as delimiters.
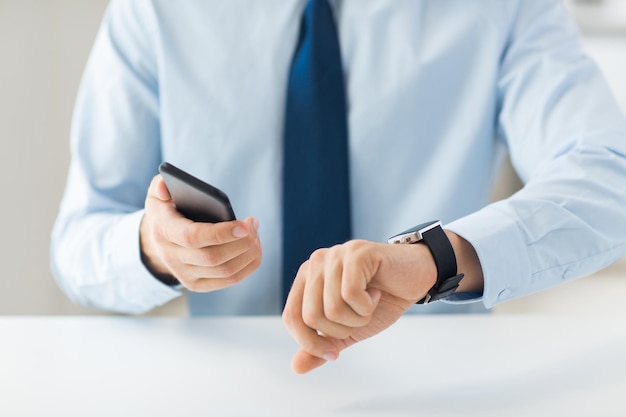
0, 0, 624, 316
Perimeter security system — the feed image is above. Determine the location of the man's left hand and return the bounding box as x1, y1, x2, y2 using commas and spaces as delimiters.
282, 239, 437, 374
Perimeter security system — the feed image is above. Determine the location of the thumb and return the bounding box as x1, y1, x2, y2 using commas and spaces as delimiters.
153, 175, 172, 201
291, 336, 355, 374
291, 349, 328, 375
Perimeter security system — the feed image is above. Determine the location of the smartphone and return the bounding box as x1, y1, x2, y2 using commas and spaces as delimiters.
158, 162, 236, 223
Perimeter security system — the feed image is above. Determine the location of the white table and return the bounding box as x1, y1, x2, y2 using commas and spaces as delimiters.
1, 315, 625, 417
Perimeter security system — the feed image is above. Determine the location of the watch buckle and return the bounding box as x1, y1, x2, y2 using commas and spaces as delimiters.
419, 293, 432, 304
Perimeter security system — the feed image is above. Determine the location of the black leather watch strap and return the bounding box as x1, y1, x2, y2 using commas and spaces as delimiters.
388, 221, 464, 304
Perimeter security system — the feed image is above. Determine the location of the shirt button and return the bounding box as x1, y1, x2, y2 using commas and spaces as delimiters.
498, 288, 512, 300
562, 267, 575, 281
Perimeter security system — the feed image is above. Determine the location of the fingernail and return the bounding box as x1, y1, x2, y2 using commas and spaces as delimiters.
323, 352, 337, 362
232, 225, 248, 238
252, 217, 259, 230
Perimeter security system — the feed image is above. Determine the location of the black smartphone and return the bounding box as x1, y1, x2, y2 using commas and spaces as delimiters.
158, 162, 236, 223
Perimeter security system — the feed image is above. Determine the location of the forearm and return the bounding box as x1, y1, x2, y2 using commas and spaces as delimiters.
51, 209, 180, 314
447, 135, 626, 308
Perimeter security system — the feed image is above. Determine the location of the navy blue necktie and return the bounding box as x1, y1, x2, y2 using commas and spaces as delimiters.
282, 0, 351, 304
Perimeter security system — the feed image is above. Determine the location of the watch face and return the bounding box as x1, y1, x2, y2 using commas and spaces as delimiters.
387, 220, 441, 244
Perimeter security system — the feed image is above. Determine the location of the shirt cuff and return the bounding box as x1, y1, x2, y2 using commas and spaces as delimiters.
107, 210, 182, 312
445, 203, 533, 309
441, 291, 483, 304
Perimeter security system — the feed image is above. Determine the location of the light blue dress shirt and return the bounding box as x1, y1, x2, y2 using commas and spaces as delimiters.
51, 0, 626, 315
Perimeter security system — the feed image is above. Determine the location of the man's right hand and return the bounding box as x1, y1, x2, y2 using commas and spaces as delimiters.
139, 175, 262, 292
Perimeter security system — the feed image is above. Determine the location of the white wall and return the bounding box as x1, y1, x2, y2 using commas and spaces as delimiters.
0, 1, 623, 316
0, 0, 185, 315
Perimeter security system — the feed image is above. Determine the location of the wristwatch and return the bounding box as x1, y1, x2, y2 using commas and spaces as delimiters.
388, 221, 464, 304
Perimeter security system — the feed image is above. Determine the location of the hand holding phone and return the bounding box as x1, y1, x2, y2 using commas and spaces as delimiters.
139, 163, 261, 292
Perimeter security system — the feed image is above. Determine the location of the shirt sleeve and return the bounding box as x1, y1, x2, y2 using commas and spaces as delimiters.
446, 0, 626, 309
51, 0, 181, 314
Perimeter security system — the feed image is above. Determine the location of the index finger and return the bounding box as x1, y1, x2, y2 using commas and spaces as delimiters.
282, 265, 340, 368
162, 214, 255, 249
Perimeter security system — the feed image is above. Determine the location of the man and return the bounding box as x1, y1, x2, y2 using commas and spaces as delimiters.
52, 0, 626, 374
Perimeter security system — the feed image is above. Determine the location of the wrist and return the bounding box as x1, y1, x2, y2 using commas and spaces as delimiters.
379, 242, 437, 303
139, 216, 180, 287
445, 231, 484, 294
140, 249, 180, 287
413, 242, 438, 298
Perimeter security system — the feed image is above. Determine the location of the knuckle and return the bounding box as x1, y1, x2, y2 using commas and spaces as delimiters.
218, 274, 244, 289
227, 273, 247, 285
294, 260, 311, 279
170, 268, 188, 285
184, 277, 205, 292
179, 230, 194, 248
308, 248, 328, 264
344, 239, 365, 256
301, 309, 320, 330
301, 339, 320, 356
182, 223, 202, 248
344, 239, 362, 249
249, 256, 262, 272
324, 302, 343, 322
341, 284, 362, 302
200, 250, 221, 267
207, 225, 226, 245
282, 310, 294, 329
171, 264, 189, 279
214, 264, 236, 278
194, 279, 224, 293
252, 239, 263, 256
298, 259, 311, 273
